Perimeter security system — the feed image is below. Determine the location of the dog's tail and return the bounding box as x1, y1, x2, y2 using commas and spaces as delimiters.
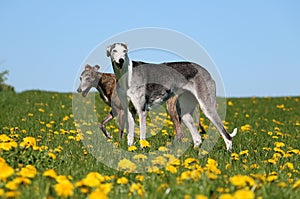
230, 128, 238, 138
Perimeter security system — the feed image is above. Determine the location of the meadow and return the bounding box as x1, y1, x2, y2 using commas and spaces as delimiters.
0, 90, 299, 199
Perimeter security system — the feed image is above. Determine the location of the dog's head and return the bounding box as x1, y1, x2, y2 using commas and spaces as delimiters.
77, 64, 100, 97
106, 43, 128, 68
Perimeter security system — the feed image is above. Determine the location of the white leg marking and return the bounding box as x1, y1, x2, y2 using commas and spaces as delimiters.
182, 113, 202, 148
139, 111, 147, 140
127, 109, 135, 146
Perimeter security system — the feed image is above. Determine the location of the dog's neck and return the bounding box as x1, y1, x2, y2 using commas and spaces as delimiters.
95, 73, 110, 104
111, 55, 132, 88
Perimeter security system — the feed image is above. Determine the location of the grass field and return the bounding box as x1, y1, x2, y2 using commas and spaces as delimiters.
0, 90, 299, 199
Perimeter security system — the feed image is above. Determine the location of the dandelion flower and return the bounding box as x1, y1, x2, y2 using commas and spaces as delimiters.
229, 175, 255, 187
43, 169, 57, 179
117, 158, 137, 173
233, 189, 255, 199
54, 180, 74, 198
17, 165, 37, 178
195, 194, 208, 199
117, 177, 128, 184
0, 163, 14, 181
89, 189, 108, 199
133, 154, 148, 162
166, 165, 177, 173
129, 183, 145, 198
219, 193, 234, 199
20, 137, 36, 149
140, 140, 150, 148
293, 179, 300, 189
128, 145, 137, 151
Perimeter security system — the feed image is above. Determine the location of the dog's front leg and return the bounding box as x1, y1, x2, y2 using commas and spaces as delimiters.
127, 109, 135, 146
139, 110, 147, 141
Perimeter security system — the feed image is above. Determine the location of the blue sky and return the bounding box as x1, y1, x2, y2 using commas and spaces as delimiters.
0, 1, 299, 97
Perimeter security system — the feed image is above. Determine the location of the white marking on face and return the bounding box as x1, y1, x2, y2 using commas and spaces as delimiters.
108, 43, 128, 64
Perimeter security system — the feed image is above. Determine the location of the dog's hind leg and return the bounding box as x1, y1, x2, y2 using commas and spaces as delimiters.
190, 80, 237, 151
166, 95, 184, 141
181, 113, 202, 148
99, 113, 113, 139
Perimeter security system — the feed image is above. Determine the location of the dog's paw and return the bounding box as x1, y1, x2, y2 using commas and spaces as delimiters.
225, 139, 232, 152
193, 139, 202, 149
127, 137, 134, 146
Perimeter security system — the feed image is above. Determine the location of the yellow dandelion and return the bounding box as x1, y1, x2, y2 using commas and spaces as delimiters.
227, 101, 233, 106
267, 175, 278, 182
48, 152, 56, 160
117, 158, 137, 173
54, 180, 74, 197
140, 140, 150, 148
277, 182, 287, 188
43, 169, 57, 179
157, 183, 169, 192
129, 183, 145, 198
268, 159, 276, 164
17, 165, 37, 178
20, 137, 36, 149
274, 141, 285, 148
250, 164, 260, 169
128, 145, 137, 151
0, 162, 14, 181
293, 179, 300, 189
0, 142, 18, 151
77, 172, 104, 187
239, 150, 249, 156
5, 191, 21, 198
6, 177, 31, 190
166, 165, 177, 173
241, 124, 251, 132
89, 189, 108, 199
195, 194, 208, 199
233, 189, 255, 199
152, 156, 167, 166
219, 193, 234, 199
231, 153, 239, 161
135, 175, 144, 182
133, 154, 148, 162
117, 177, 128, 184
158, 146, 169, 152
229, 175, 255, 187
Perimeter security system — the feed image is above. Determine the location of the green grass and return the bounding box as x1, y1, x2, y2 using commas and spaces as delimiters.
0, 90, 299, 198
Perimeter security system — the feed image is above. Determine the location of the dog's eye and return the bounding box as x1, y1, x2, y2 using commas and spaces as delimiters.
123, 50, 127, 53
80, 77, 82, 80
113, 49, 117, 53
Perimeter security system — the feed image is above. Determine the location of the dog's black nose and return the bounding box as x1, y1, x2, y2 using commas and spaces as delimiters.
119, 58, 124, 64
77, 88, 82, 93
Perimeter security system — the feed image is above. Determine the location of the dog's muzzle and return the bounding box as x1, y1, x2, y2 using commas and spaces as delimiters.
119, 58, 124, 65
77, 88, 82, 93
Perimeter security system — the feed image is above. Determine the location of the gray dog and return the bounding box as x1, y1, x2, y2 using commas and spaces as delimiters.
77, 64, 201, 140
107, 43, 237, 151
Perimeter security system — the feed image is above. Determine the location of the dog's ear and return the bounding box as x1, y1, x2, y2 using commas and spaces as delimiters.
106, 45, 111, 57
123, 43, 128, 50
93, 65, 100, 71
85, 64, 92, 71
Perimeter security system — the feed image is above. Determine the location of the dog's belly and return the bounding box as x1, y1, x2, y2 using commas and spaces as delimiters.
144, 83, 173, 110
